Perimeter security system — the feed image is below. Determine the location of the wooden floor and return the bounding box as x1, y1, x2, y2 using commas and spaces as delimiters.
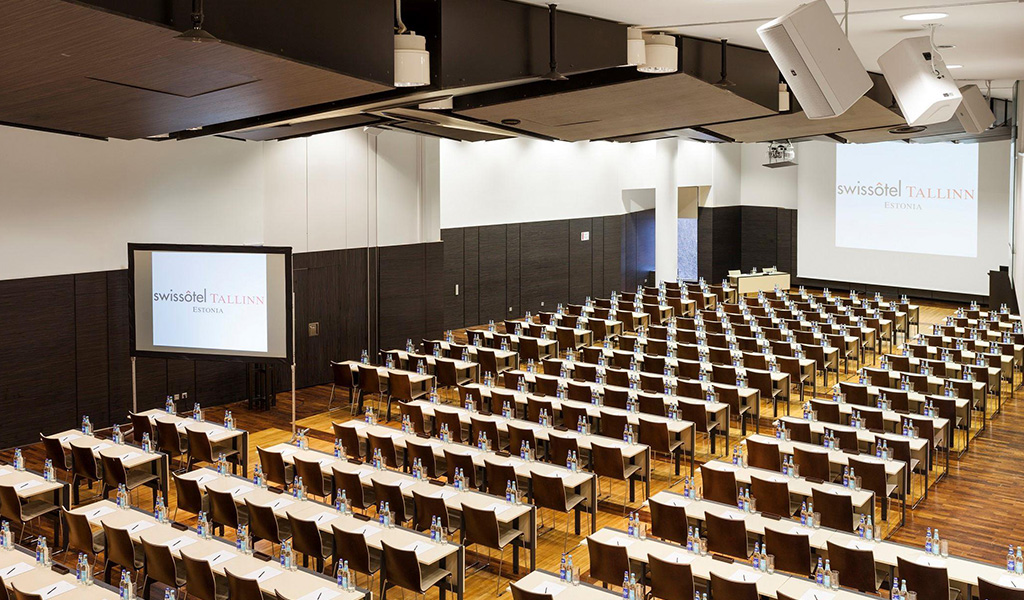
8, 299, 1022, 599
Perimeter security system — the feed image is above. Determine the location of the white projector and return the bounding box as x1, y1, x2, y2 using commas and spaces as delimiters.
878, 36, 962, 126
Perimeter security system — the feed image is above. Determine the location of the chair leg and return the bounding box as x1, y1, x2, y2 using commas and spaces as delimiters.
496, 546, 505, 596
328, 384, 337, 411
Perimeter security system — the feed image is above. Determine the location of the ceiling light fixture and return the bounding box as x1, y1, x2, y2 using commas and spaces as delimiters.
394, 0, 430, 87
627, 27, 646, 67
176, 0, 219, 42
638, 33, 677, 74
542, 4, 568, 81
902, 12, 948, 21
946, 64, 963, 69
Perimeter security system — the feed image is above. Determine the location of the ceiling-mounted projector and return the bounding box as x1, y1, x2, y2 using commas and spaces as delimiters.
877, 36, 961, 126
756, 0, 871, 119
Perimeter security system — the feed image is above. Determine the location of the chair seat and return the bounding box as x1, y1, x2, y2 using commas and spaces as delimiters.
20, 500, 60, 521
496, 527, 525, 550
620, 464, 642, 480
211, 445, 241, 460
124, 470, 160, 491
565, 492, 586, 513
416, 563, 453, 593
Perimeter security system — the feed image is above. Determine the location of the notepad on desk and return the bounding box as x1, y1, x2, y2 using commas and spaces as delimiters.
532, 582, 565, 596
0, 562, 34, 579
31, 580, 76, 600
245, 566, 283, 583
84, 505, 116, 520
298, 588, 342, 600
203, 550, 237, 567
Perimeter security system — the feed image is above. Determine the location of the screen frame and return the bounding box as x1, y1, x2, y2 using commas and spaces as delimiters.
128, 242, 294, 364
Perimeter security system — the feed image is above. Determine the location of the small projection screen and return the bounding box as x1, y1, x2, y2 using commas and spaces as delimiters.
129, 243, 292, 363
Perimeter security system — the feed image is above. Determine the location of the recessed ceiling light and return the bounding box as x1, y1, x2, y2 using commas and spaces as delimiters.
902, 12, 948, 21
937, 44, 956, 49
946, 64, 963, 69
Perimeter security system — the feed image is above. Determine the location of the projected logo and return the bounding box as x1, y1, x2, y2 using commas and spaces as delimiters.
152, 289, 266, 314
834, 142, 979, 258
151, 251, 270, 353
836, 180, 976, 210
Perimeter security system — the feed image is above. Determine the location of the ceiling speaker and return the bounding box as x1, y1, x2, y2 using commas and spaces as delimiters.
757, 0, 871, 119
955, 84, 995, 134
877, 36, 961, 126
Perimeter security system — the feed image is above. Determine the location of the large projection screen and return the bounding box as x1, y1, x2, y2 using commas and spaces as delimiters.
129, 243, 292, 363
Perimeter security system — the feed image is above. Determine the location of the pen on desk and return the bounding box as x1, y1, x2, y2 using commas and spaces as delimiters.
46, 586, 57, 596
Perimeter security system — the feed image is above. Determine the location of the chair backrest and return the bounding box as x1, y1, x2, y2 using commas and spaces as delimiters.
332, 469, 368, 509
390, 372, 415, 403
462, 503, 500, 550
100, 453, 130, 491
811, 488, 854, 533
186, 427, 216, 465
599, 411, 628, 439
546, 433, 579, 468
586, 536, 630, 587
810, 400, 841, 425
371, 481, 408, 523
63, 508, 99, 557
444, 450, 477, 489
433, 409, 463, 443
676, 380, 704, 400
484, 460, 518, 497
70, 441, 100, 481
530, 472, 568, 513
172, 472, 204, 515
519, 337, 541, 362
476, 348, 500, 378
602, 387, 629, 410
40, 435, 69, 470
102, 523, 138, 571
839, 382, 870, 407
750, 476, 790, 518
226, 568, 266, 600
142, 538, 180, 588
507, 424, 537, 457
331, 361, 356, 388
130, 414, 156, 445
648, 554, 694, 600
510, 583, 555, 600
542, 359, 562, 376
181, 551, 219, 600
0, 486, 24, 525
746, 438, 781, 472
245, 499, 282, 545
295, 457, 329, 498
705, 512, 749, 559
367, 433, 399, 468
709, 572, 758, 600
637, 393, 665, 417
406, 440, 437, 479
381, 540, 426, 594
648, 497, 687, 545
332, 423, 363, 459
411, 490, 450, 532
257, 447, 291, 489
567, 381, 592, 403
287, 514, 326, 562
896, 556, 953, 600
825, 541, 879, 593
332, 524, 376, 575
793, 447, 831, 481
635, 418, 668, 455
527, 397, 555, 423
979, 577, 1024, 600
470, 418, 501, 452
534, 375, 558, 397
590, 443, 626, 480
701, 465, 737, 505
208, 488, 240, 531
357, 364, 383, 394
763, 527, 811, 575
9, 585, 41, 600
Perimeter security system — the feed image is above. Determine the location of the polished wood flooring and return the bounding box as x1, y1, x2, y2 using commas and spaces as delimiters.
6, 299, 1021, 600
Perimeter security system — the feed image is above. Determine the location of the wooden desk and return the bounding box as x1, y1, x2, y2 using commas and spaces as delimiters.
0, 543, 120, 600
53, 430, 169, 506
389, 351, 480, 383
729, 272, 791, 296
0, 465, 69, 548
138, 410, 250, 476
71, 498, 372, 600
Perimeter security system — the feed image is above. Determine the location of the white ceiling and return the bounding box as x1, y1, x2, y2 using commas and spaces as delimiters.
531, 0, 1023, 99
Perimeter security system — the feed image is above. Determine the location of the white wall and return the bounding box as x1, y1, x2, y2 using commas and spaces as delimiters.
797, 140, 1011, 295
739, 143, 798, 208
439, 136, 717, 281
0, 125, 439, 281
1013, 83, 1024, 309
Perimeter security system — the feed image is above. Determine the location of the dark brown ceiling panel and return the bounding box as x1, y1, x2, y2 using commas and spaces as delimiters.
704, 97, 904, 143
403, 0, 626, 89
78, 0, 394, 84
0, 0, 392, 140
679, 36, 782, 113
386, 121, 514, 142
222, 115, 382, 142
454, 69, 775, 142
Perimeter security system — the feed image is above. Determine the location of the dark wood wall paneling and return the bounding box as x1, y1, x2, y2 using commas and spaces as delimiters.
0, 241, 451, 447
697, 206, 796, 283
440, 209, 654, 331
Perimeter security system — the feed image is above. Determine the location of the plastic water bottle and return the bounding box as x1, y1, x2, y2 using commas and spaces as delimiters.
141, 432, 152, 453
119, 569, 134, 600
1, 521, 12, 550
82, 415, 93, 436
13, 449, 23, 472
224, 410, 234, 431
165, 395, 175, 414
155, 492, 168, 524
